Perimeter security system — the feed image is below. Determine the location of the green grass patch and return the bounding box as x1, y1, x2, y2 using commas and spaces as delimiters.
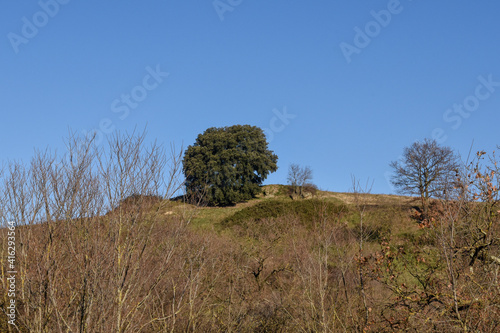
220, 198, 348, 228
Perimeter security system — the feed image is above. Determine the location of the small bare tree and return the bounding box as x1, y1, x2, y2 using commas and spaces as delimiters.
350, 176, 374, 330
287, 164, 313, 196
390, 138, 459, 217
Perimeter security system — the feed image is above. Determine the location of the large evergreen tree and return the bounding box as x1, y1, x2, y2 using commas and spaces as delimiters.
183, 125, 278, 206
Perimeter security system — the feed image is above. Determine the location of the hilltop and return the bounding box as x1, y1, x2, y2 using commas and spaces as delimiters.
165, 184, 421, 242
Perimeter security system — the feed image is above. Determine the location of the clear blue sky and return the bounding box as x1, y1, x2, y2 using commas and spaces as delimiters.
2, 1, 499, 194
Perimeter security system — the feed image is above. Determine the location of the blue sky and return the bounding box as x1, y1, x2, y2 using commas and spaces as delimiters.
1, 0, 499, 194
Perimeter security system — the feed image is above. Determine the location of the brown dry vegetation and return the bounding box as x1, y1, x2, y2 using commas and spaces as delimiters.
1, 134, 499, 332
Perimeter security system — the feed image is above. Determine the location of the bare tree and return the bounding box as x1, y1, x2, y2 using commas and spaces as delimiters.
390, 138, 459, 217
287, 164, 313, 196
0, 129, 187, 332
350, 176, 374, 330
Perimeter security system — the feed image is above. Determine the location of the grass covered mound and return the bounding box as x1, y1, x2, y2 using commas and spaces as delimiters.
221, 198, 348, 228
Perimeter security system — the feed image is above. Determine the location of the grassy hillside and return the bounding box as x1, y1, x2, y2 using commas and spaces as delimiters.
1, 184, 499, 332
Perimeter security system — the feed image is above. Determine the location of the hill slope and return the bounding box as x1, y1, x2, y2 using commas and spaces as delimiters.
1, 185, 498, 332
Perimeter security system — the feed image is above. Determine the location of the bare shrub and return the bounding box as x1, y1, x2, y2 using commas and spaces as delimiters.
0, 130, 185, 332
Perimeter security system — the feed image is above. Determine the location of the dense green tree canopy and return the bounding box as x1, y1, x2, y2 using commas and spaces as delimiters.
183, 125, 278, 206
